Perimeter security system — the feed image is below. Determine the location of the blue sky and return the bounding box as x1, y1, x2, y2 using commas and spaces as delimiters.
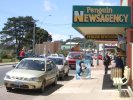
0, 0, 120, 41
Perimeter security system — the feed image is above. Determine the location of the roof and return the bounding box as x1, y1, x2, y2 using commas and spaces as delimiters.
61, 45, 74, 50
66, 42, 78, 45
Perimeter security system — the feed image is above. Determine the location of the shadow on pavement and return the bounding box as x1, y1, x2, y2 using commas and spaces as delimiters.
120, 90, 130, 97
102, 74, 127, 90
41, 84, 63, 96
102, 74, 116, 90
58, 75, 74, 81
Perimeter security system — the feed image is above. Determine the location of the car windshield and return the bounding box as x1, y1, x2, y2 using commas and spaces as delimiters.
48, 58, 63, 65
69, 53, 81, 59
16, 59, 45, 71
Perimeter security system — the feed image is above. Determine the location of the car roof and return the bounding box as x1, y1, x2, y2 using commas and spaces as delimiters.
47, 56, 64, 59
23, 57, 46, 61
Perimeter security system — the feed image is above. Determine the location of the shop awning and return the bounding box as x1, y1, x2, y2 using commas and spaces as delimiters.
72, 6, 131, 42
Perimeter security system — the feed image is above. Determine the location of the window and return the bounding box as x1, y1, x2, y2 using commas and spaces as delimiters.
16, 59, 45, 71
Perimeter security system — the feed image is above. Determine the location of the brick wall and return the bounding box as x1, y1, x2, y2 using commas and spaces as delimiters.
35, 41, 61, 55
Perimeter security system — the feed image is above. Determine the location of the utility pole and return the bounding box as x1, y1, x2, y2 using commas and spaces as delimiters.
69, 35, 72, 51
32, 20, 38, 54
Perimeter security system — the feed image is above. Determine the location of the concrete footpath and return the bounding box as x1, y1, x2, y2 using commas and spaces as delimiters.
39, 70, 132, 100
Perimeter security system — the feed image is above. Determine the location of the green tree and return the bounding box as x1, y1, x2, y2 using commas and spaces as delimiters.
0, 16, 52, 55
35, 27, 52, 44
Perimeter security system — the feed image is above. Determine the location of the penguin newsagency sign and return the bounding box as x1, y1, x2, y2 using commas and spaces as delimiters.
72, 6, 131, 27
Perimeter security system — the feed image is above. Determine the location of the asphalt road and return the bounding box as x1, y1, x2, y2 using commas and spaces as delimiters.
0, 65, 13, 86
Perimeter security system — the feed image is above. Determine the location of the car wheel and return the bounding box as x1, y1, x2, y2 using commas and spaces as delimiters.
53, 76, 57, 86
6, 87, 12, 91
39, 81, 46, 93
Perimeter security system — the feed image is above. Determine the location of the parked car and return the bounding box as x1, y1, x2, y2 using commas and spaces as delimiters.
50, 53, 65, 58
4, 58, 59, 93
39, 54, 46, 58
94, 54, 103, 60
47, 56, 69, 80
66, 51, 83, 69
98, 55, 103, 60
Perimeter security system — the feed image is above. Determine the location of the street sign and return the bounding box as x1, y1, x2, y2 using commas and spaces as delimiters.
85, 34, 117, 40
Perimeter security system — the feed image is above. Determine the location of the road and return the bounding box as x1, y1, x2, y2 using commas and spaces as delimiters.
0, 65, 13, 86
0, 65, 75, 100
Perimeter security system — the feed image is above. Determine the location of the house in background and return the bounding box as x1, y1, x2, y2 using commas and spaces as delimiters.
61, 42, 80, 51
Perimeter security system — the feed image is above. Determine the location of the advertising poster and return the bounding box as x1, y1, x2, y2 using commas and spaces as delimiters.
76, 60, 91, 79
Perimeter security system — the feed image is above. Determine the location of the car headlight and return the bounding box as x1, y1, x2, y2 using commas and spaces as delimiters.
29, 77, 40, 82
5, 75, 11, 79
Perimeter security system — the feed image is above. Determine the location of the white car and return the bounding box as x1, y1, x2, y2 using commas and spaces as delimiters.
47, 56, 69, 80
4, 58, 59, 92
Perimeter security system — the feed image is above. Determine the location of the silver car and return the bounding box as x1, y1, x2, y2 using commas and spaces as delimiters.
47, 56, 69, 80
4, 58, 59, 92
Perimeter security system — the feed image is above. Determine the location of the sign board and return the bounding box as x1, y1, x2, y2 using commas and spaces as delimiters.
73, 6, 131, 27
76, 60, 91, 79
85, 34, 117, 40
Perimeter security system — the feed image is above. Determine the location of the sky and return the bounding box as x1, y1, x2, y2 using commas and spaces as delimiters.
0, 0, 120, 41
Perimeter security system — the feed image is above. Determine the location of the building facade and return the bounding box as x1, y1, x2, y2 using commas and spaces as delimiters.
35, 41, 61, 55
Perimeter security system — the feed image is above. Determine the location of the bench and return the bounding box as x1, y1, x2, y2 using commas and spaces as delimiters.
110, 67, 122, 80
112, 66, 130, 96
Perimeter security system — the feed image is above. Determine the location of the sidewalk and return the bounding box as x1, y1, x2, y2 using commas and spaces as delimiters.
33, 60, 132, 100
41, 70, 132, 100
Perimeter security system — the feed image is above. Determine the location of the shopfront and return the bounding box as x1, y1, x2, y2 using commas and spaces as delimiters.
72, 5, 133, 89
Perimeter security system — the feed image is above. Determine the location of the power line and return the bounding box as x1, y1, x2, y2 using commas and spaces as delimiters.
37, 22, 72, 27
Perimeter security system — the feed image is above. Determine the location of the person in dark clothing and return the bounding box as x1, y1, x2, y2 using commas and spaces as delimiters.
103, 53, 111, 75
115, 55, 124, 77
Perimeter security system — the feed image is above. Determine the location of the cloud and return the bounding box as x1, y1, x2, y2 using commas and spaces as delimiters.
50, 33, 68, 41
43, 0, 53, 11
93, 0, 117, 6
50, 33, 83, 41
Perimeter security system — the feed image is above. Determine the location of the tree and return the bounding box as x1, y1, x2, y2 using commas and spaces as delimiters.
35, 27, 52, 44
0, 16, 52, 55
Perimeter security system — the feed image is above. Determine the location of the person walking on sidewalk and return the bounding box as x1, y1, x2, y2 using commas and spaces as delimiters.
103, 53, 111, 75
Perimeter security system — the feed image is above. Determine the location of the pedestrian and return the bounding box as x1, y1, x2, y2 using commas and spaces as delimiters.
19, 48, 25, 61
103, 53, 111, 75
115, 54, 124, 77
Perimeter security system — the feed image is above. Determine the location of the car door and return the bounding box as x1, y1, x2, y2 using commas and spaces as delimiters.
50, 61, 58, 83
45, 60, 53, 85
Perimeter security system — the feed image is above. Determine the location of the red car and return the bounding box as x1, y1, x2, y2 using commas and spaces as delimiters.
66, 51, 83, 69
94, 54, 103, 60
